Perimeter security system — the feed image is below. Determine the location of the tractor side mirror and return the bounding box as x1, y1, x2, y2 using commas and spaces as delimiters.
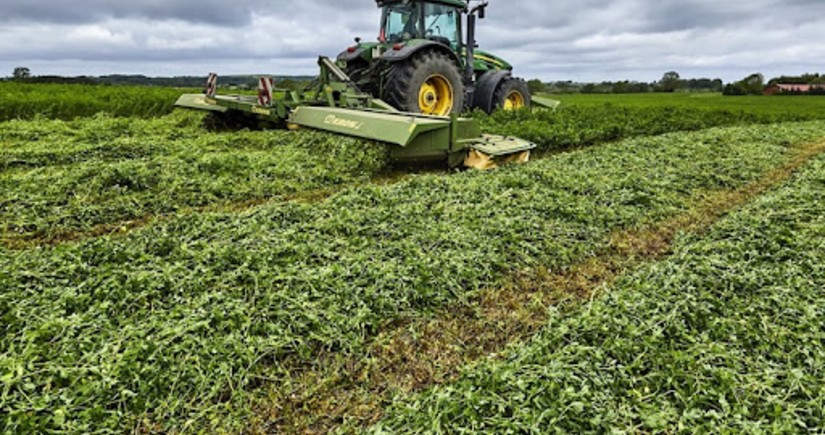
478, 6, 486, 19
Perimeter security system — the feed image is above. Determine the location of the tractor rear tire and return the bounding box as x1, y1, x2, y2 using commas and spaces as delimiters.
384, 51, 465, 116
493, 78, 531, 111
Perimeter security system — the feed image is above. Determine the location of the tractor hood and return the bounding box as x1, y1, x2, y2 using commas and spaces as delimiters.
471, 49, 513, 72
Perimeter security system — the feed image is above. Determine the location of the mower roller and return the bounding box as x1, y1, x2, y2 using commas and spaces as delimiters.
176, 0, 559, 168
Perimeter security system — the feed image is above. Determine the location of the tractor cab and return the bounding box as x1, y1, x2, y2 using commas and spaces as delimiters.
380, 1, 461, 48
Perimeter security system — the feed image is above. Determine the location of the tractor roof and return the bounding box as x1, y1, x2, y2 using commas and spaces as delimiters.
376, 0, 468, 10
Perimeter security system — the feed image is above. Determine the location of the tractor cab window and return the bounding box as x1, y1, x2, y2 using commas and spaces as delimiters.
381, 2, 460, 46
382, 3, 423, 42
423, 4, 460, 47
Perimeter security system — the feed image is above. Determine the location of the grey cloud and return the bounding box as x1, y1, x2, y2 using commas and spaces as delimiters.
0, 0, 270, 26
640, 0, 823, 32
0, 0, 379, 26
1, 0, 824, 81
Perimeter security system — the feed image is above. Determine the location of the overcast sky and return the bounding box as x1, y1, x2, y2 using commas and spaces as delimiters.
1, 0, 823, 82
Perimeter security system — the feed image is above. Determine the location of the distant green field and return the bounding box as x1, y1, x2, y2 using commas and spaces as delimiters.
4, 81, 825, 124
553, 92, 825, 115
478, 92, 825, 154
0, 82, 197, 121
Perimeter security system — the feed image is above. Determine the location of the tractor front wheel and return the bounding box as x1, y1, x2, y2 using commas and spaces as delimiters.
493, 78, 531, 111
384, 51, 465, 116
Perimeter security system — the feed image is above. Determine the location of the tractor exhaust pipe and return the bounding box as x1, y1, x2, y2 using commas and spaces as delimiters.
465, 13, 475, 80
465, 2, 488, 81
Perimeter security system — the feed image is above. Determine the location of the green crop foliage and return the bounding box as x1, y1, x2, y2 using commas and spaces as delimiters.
0, 82, 194, 121
557, 92, 825, 115
2, 122, 824, 432
0, 111, 390, 241
1, 111, 214, 169
374, 154, 825, 433
479, 95, 825, 153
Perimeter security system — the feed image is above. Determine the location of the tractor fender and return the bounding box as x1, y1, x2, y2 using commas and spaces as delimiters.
337, 47, 368, 63
473, 70, 512, 114
381, 40, 462, 67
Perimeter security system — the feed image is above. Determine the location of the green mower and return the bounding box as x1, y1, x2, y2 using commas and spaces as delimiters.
176, 0, 559, 169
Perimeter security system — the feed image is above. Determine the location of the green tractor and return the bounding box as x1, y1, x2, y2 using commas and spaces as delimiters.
338, 0, 531, 116
176, 0, 557, 169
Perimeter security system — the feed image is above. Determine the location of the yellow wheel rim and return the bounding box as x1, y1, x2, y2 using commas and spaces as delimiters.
418, 74, 454, 116
503, 91, 526, 111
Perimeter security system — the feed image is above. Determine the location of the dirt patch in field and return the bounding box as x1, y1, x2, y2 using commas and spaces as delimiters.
251, 140, 825, 434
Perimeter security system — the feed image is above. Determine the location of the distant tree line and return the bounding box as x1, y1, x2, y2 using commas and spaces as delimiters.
767, 73, 825, 86
8, 65, 824, 97
530, 71, 825, 97
528, 72, 724, 95
4, 67, 313, 90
